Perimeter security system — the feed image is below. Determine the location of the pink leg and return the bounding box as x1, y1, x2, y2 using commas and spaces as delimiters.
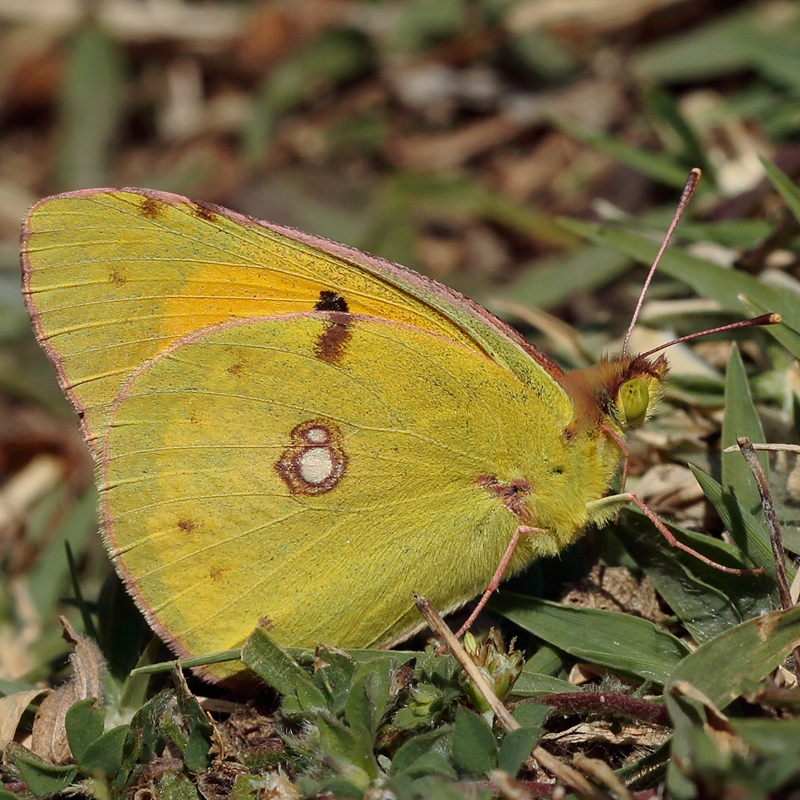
454, 525, 542, 640
626, 493, 763, 575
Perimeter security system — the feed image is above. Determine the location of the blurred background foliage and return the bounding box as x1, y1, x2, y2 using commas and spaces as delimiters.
3, 0, 800, 798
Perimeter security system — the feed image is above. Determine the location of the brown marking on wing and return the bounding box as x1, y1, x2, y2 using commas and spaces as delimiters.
190, 200, 219, 222
314, 311, 352, 364
177, 518, 197, 533
478, 476, 533, 523
138, 197, 161, 220
275, 419, 347, 496
109, 270, 126, 285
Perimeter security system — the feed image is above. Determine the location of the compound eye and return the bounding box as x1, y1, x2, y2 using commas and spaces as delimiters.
619, 377, 650, 428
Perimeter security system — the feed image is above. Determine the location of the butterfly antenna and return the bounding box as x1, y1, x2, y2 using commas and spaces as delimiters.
638, 312, 782, 359
622, 167, 702, 358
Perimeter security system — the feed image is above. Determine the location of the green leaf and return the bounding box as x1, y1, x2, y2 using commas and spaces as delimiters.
666, 690, 716, 800
761, 158, 800, 223
409, 774, 485, 800
491, 593, 689, 684
158, 770, 201, 800
734, 715, 800, 754
512, 700, 550, 730
614, 513, 771, 643
172, 671, 212, 774
56, 24, 125, 189
634, 8, 756, 82
316, 713, 379, 787
344, 670, 377, 744
512, 670, 574, 697
65, 698, 104, 763
498, 727, 540, 776
691, 467, 781, 580
244, 29, 373, 160
27, 488, 97, 621
398, 751, 455, 779
518, 644, 566, 677
241, 627, 327, 709
117, 690, 172, 779
390, 0, 465, 52
552, 115, 690, 188
558, 218, 800, 358
666, 605, 800, 709
722, 345, 768, 515
77, 725, 127, 776
14, 756, 78, 797
345, 660, 393, 742
450, 709, 498, 775
644, 88, 716, 186
391, 728, 451, 775
312, 647, 357, 714
493, 246, 630, 312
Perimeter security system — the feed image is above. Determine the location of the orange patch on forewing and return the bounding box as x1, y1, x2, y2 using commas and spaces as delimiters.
209, 567, 223, 581
313, 311, 352, 364
275, 419, 347, 496
138, 197, 162, 220
228, 362, 244, 376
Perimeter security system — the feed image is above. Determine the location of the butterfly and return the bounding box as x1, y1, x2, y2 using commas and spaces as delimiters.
21, 170, 770, 681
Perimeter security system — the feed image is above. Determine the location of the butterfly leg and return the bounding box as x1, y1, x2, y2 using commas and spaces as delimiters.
624, 493, 764, 574
598, 492, 763, 576
454, 525, 543, 640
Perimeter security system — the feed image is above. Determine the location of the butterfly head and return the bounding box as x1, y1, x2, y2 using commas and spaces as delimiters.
560, 353, 669, 434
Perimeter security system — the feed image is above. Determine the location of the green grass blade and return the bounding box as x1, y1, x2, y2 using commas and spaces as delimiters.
490, 593, 688, 684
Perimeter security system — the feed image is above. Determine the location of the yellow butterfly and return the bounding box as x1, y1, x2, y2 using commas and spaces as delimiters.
20, 172, 760, 681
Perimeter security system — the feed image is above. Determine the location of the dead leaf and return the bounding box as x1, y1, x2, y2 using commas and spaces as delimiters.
29, 617, 105, 764
0, 689, 48, 750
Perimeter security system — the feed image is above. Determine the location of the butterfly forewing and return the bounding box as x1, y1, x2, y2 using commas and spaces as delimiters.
22, 189, 562, 456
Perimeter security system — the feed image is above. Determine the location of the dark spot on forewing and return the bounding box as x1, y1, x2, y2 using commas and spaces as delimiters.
314, 311, 352, 364
109, 271, 126, 285
228, 362, 244, 376
314, 290, 349, 313
177, 518, 197, 533
259, 616, 274, 631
